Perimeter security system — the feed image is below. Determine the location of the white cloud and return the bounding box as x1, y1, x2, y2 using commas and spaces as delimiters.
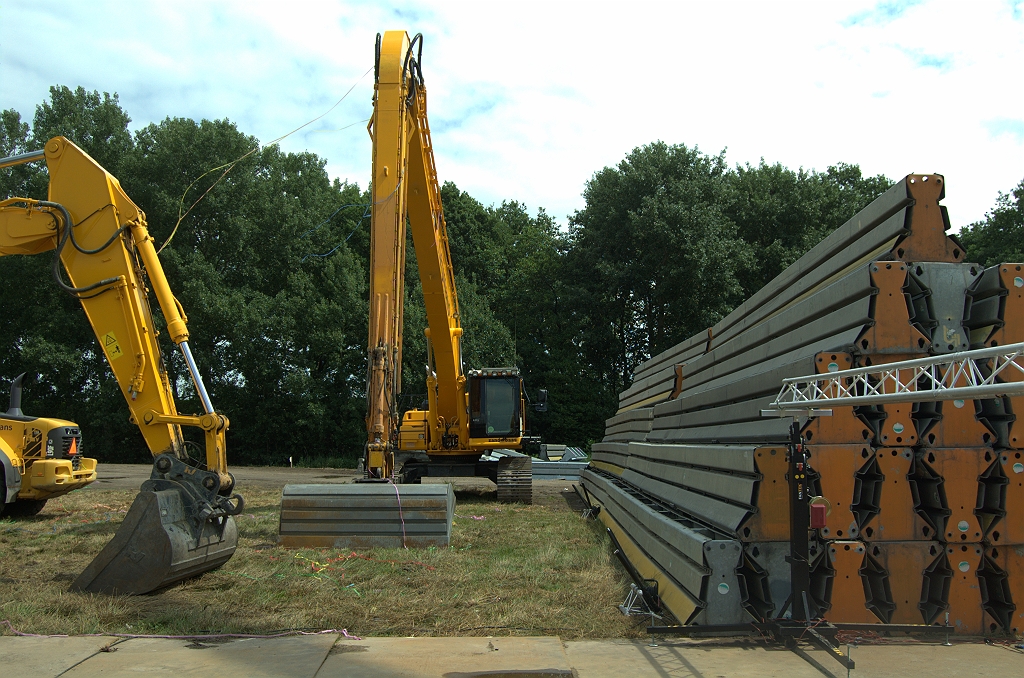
2, 0, 1021, 227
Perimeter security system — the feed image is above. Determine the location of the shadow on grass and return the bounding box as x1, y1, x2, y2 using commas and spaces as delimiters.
454, 487, 499, 503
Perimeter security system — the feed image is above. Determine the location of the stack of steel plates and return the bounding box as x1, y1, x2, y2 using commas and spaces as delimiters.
583, 174, 1024, 634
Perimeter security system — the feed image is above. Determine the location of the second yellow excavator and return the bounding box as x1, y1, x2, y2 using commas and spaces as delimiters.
361, 31, 540, 502
0, 137, 242, 594
278, 31, 541, 550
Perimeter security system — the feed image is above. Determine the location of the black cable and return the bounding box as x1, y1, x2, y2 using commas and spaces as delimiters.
374, 33, 382, 83
38, 201, 121, 298
68, 206, 128, 255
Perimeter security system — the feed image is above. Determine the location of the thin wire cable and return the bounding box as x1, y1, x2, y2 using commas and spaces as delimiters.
300, 177, 403, 262
308, 118, 370, 133
391, 482, 408, 549
1, 619, 360, 640
300, 203, 370, 239
158, 66, 374, 254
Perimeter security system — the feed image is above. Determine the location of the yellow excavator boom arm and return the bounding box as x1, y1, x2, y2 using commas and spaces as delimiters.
0, 136, 241, 594
0, 137, 230, 488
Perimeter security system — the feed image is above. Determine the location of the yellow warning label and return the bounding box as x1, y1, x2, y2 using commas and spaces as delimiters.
103, 332, 124, 360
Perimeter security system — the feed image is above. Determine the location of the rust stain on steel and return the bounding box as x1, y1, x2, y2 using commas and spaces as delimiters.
987, 264, 1024, 348
808, 444, 874, 541
860, 352, 923, 447
871, 448, 931, 542
858, 263, 931, 355
738, 447, 789, 541
945, 543, 986, 634
990, 265, 1024, 448
669, 365, 684, 400
824, 541, 879, 624
918, 448, 991, 542
802, 352, 873, 445
987, 545, 1024, 634
994, 451, 1024, 545
866, 541, 945, 625
919, 399, 994, 448
892, 174, 963, 264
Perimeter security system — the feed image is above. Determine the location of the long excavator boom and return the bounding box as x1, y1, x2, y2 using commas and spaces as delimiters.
363, 31, 532, 493
0, 137, 241, 594
279, 30, 532, 552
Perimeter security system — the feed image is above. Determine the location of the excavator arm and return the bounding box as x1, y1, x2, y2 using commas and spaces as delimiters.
0, 137, 241, 594
363, 32, 530, 485
365, 31, 468, 478
279, 31, 533, 551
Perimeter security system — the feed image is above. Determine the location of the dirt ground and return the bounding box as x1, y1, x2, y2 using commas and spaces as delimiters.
92, 463, 586, 508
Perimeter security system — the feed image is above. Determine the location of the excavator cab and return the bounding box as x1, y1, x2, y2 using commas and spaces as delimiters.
468, 368, 523, 440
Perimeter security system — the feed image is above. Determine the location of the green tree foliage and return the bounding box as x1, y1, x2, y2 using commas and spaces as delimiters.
0, 85, 907, 460
0, 89, 126, 452
567, 142, 750, 399
1, 90, 368, 465
437, 184, 569, 441
128, 118, 369, 465
0, 109, 37, 197
726, 161, 892, 297
958, 178, 1024, 267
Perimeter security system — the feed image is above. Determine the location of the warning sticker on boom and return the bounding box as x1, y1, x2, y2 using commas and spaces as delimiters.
103, 332, 124, 360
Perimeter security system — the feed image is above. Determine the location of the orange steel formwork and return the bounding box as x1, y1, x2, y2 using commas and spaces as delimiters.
945, 543, 988, 634
587, 170, 1023, 635
869, 447, 932, 542
824, 541, 880, 624
809, 445, 877, 541
739, 446, 791, 542
801, 352, 873, 445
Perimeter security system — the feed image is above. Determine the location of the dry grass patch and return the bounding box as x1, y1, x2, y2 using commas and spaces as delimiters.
0, 484, 641, 638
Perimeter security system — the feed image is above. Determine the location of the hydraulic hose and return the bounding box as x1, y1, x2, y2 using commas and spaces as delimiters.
40, 201, 122, 298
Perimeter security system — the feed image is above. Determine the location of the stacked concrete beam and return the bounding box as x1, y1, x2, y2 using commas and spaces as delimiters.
583, 174, 1024, 633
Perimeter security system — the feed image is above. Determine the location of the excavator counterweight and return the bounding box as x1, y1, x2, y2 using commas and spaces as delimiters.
0, 137, 241, 594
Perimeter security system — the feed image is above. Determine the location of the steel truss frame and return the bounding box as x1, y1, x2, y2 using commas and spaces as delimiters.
769, 342, 1024, 410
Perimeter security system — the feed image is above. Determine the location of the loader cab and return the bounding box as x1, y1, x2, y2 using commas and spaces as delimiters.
468, 368, 523, 440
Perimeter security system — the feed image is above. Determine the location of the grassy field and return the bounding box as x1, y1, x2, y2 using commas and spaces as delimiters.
0, 484, 641, 639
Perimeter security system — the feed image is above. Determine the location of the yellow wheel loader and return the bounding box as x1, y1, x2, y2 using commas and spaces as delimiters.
0, 373, 97, 518
279, 31, 541, 549
0, 138, 242, 594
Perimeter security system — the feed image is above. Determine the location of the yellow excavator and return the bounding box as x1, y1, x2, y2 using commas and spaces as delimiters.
362, 31, 538, 501
279, 31, 547, 550
280, 31, 537, 550
0, 137, 242, 594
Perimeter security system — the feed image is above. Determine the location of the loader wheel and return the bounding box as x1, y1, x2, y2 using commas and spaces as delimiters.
4, 498, 47, 517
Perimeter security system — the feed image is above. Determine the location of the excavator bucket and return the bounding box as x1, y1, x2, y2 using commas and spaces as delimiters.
72, 455, 241, 595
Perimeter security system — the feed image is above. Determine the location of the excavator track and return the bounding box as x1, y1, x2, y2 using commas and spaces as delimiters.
496, 456, 533, 504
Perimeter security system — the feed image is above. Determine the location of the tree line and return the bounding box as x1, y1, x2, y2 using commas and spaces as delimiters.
1, 86, 1019, 465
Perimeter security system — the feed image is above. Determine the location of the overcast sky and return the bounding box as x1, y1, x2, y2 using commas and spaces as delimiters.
2, 1, 1022, 229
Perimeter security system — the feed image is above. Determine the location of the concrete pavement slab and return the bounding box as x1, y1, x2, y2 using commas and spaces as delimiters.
565, 639, 827, 678
799, 640, 1024, 678
567, 638, 1024, 678
60, 633, 338, 678
0, 635, 120, 676
317, 636, 572, 677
